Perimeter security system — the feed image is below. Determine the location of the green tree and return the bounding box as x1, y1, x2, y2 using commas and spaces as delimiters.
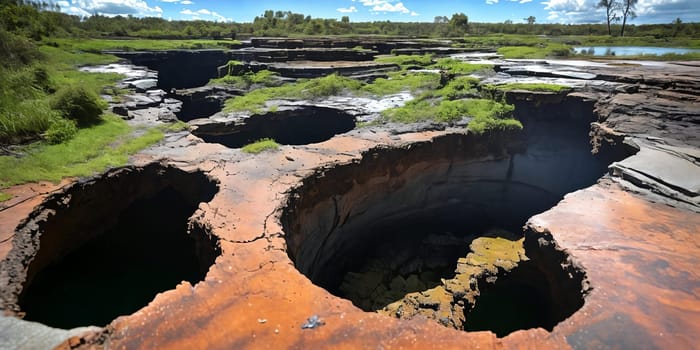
449, 12, 468, 35
620, 0, 637, 37
672, 17, 682, 37
597, 0, 620, 35
524, 16, 536, 25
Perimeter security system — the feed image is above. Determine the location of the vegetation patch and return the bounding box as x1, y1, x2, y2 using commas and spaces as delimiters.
241, 138, 280, 154
375, 54, 433, 68
210, 69, 280, 89
361, 72, 440, 96
430, 58, 493, 75
0, 115, 164, 189
436, 76, 480, 99
224, 74, 361, 113
44, 38, 237, 53
497, 43, 572, 59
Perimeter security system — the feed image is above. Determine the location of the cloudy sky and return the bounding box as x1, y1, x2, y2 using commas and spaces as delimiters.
57, 0, 700, 24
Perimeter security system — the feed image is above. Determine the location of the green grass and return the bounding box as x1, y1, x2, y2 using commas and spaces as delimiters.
224, 74, 362, 113
486, 83, 570, 92
375, 54, 434, 68
43, 38, 239, 53
497, 43, 572, 59
436, 76, 480, 99
0, 192, 11, 202
381, 97, 519, 131
0, 43, 125, 144
430, 58, 493, 75
241, 138, 280, 154
0, 115, 164, 188
361, 71, 440, 95
210, 70, 280, 89
458, 34, 551, 48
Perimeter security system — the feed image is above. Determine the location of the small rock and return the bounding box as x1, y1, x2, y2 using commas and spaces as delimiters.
112, 105, 129, 117
301, 315, 324, 329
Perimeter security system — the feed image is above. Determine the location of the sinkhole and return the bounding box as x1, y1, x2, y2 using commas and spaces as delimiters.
281, 101, 631, 336
193, 106, 356, 148
0, 164, 220, 329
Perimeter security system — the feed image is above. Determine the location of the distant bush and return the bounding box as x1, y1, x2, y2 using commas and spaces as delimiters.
51, 85, 106, 126
45, 117, 77, 144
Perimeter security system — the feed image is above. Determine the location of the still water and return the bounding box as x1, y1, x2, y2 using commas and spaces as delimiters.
574, 46, 700, 56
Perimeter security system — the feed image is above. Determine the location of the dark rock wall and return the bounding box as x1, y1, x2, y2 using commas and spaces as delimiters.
0, 164, 219, 315
110, 50, 233, 90
282, 96, 632, 289
194, 106, 356, 148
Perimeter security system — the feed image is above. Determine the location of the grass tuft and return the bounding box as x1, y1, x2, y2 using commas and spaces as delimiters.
241, 138, 280, 154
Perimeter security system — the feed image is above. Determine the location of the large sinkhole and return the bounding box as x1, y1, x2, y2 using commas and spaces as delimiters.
193, 106, 356, 148
281, 101, 631, 336
0, 164, 220, 329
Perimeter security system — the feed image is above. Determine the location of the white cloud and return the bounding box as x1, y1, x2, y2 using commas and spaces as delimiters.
520, 0, 532, 3
372, 1, 410, 13
66, 0, 163, 17
356, 0, 414, 15
410, 11, 419, 16
179, 7, 231, 22
337, 6, 358, 13
486, 0, 499, 4
181, 0, 193, 4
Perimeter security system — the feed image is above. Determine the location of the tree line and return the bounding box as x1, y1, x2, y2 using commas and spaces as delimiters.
1, 0, 698, 41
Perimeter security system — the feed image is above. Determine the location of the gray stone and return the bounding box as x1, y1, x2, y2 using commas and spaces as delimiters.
129, 79, 158, 92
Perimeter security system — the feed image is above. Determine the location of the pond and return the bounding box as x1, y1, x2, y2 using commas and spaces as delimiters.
574, 46, 700, 56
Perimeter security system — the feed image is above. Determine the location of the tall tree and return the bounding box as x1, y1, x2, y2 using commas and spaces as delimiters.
449, 12, 468, 34
619, 0, 637, 37
597, 0, 620, 35
524, 16, 536, 25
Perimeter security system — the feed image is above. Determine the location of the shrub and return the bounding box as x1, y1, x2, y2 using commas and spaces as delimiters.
0, 99, 55, 144
51, 85, 106, 126
241, 138, 280, 154
45, 117, 77, 144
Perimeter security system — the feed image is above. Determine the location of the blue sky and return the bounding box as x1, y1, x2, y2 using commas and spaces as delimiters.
58, 0, 700, 24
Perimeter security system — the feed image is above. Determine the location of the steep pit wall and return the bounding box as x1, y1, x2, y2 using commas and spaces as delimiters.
193, 106, 356, 148
281, 94, 631, 334
0, 163, 220, 329
110, 50, 233, 91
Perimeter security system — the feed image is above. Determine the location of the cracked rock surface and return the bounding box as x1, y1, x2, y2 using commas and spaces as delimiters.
0, 57, 698, 349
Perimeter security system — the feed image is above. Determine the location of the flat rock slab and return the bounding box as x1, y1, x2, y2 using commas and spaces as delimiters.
612, 146, 700, 197
0, 316, 98, 350
528, 180, 700, 349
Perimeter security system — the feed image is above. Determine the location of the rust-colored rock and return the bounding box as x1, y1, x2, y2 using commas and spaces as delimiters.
0, 58, 699, 349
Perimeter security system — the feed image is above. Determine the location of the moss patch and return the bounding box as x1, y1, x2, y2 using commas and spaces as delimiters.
241, 138, 280, 154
